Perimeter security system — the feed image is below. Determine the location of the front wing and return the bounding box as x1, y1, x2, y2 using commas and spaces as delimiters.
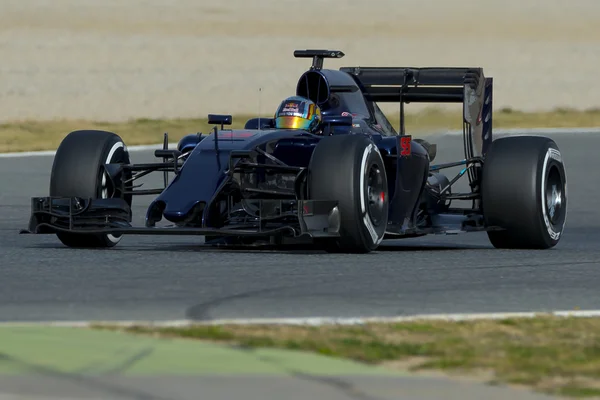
21, 197, 341, 239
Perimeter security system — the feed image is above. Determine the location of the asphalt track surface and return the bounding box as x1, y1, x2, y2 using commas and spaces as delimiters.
1, 130, 596, 400
1, 130, 599, 323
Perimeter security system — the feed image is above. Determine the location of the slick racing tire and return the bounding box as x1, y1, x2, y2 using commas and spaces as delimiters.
50, 130, 132, 248
308, 134, 388, 253
481, 135, 567, 249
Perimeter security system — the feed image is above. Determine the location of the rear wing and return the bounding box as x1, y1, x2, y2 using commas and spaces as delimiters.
339, 66, 494, 157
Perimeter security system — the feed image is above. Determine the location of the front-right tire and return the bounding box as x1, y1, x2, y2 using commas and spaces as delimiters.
481, 135, 567, 249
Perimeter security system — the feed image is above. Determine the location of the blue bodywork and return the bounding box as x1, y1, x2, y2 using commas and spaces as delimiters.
151, 129, 323, 224
142, 58, 494, 238
25, 49, 496, 244
150, 125, 426, 232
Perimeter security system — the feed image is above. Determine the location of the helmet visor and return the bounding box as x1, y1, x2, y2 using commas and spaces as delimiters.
275, 116, 312, 130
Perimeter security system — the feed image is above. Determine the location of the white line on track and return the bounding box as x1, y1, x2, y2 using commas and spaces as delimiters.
2, 310, 600, 328
445, 127, 600, 135
1, 127, 600, 159
0, 143, 179, 158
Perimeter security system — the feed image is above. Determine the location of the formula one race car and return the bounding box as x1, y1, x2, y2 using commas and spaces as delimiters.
22, 49, 568, 253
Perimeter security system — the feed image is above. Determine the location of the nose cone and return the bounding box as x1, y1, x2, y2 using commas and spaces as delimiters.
146, 198, 206, 225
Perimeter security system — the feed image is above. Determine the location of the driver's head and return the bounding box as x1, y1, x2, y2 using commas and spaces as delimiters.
274, 96, 322, 133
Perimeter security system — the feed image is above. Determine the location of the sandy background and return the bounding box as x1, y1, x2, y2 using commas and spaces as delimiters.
1, 0, 599, 122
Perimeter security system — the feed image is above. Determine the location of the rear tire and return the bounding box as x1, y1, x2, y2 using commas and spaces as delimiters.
49, 130, 131, 248
481, 135, 567, 249
308, 134, 388, 253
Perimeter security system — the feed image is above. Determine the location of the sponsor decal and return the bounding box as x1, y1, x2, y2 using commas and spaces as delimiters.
400, 135, 412, 157
341, 111, 364, 118
302, 202, 313, 216
280, 101, 303, 116
549, 148, 562, 163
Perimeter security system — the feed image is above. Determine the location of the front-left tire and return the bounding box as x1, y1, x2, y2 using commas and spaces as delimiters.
307, 134, 389, 253
49, 130, 131, 248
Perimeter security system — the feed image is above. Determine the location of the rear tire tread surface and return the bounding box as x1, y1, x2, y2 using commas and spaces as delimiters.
481, 135, 567, 249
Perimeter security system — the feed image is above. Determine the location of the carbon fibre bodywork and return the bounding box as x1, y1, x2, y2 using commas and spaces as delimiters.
24, 49, 497, 246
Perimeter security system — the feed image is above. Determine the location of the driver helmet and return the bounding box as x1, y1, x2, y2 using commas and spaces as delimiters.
273, 96, 322, 133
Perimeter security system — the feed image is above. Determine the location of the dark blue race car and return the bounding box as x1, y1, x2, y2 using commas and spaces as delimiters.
22, 49, 568, 253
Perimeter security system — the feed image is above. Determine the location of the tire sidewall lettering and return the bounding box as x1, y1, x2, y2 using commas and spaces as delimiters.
359, 142, 385, 246
103, 140, 125, 244
540, 146, 565, 241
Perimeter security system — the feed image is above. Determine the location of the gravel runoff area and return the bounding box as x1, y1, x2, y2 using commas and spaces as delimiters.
1, 0, 600, 122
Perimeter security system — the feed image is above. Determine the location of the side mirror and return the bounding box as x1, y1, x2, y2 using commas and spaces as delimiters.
208, 114, 233, 126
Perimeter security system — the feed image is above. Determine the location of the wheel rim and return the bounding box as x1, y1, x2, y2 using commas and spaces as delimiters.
101, 173, 110, 199
100, 141, 126, 243
366, 163, 386, 226
545, 165, 564, 225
